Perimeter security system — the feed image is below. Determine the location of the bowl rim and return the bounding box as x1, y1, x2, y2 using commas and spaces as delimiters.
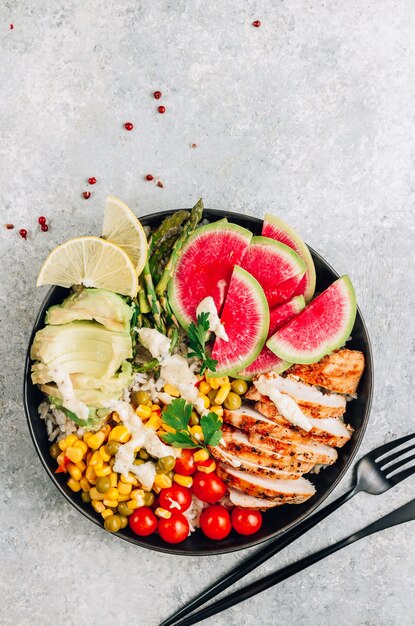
23, 208, 373, 555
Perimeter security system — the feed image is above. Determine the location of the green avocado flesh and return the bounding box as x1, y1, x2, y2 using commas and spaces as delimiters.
45, 288, 133, 333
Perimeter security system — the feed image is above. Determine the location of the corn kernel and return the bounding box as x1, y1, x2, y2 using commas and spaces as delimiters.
101, 509, 114, 520
198, 393, 210, 409
152, 484, 161, 494
130, 489, 145, 499
199, 381, 212, 395
66, 434, 78, 447
118, 481, 132, 495
135, 404, 152, 419
95, 465, 111, 477
101, 425, 111, 439
197, 460, 216, 474
67, 478, 81, 492
190, 425, 204, 441
215, 383, 231, 405
193, 449, 209, 463
99, 447, 111, 462
56, 452, 66, 465
65, 446, 84, 463
155, 507, 171, 519
76, 460, 86, 473
85, 466, 97, 483
146, 415, 162, 430
105, 487, 119, 501
120, 473, 138, 486
154, 473, 172, 489
86, 451, 93, 465
89, 487, 105, 501
151, 404, 161, 412
88, 431, 106, 450
91, 499, 105, 513
108, 425, 130, 443
73, 440, 88, 456
127, 497, 145, 510
210, 405, 224, 418
163, 383, 180, 397
67, 463, 82, 482
112, 412, 121, 423
83, 432, 93, 443
207, 376, 220, 390
173, 474, 193, 487
58, 438, 68, 451
109, 472, 118, 488
118, 494, 130, 502
103, 499, 118, 508
80, 477, 90, 492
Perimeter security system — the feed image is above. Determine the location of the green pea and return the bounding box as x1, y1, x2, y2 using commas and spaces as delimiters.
131, 390, 151, 406
96, 476, 111, 494
49, 443, 61, 459
157, 456, 176, 472
231, 379, 248, 395
104, 515, 121, 533
81, 491, 91, 503
208, 389, 217, 403
138, 448, 150, 460
118, 502, 133, 517
118, 515, 128, 529
224, 391, 242, 410
143, 491, 155, 507
105, 441, 121, 457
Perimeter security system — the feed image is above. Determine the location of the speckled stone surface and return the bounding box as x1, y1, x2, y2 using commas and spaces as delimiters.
1, 2, 415, 625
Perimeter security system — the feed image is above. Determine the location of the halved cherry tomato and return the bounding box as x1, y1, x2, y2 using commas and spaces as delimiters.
200, 505, 231, 540
159, 484, 192, 513
174, 449, 196, 476
55, 455, 70, 473
192, 471, 227, 504
231, 507, 263, 535
129, 507, 158, 536
158, 512, 189, 544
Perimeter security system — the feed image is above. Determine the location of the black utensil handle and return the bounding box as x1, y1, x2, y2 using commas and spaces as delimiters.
173, 499, 415, 626
161, 486, 356, 626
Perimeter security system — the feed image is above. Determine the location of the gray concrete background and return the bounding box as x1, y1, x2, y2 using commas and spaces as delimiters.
1, 1, 414, 625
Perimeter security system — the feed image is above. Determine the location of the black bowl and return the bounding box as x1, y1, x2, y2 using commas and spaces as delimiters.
24, 209, 373, 555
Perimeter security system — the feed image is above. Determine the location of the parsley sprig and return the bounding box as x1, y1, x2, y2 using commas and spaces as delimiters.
160, 398, 223, 450
187, 312, 218, 375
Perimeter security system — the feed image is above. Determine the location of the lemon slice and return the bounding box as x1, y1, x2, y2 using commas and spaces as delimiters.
102, 196, 148, 275
37, 236, 139, 297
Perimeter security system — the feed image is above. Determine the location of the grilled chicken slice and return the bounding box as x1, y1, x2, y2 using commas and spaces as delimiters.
223, 406, 352, 448
288, 349, 365, 396
246, 374, 346, 419
210, 445, 302, 479
217, 465, 316, 503
221, 425, 316, 473
228, 488, 278, 510
249, 430, 338, 466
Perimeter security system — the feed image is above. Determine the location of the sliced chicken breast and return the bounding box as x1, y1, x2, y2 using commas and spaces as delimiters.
210, 445, 303, 479
249, 431, 338, 466
228, 488, 278, 510
288, 349, 365, 396
217, 465, 316, 503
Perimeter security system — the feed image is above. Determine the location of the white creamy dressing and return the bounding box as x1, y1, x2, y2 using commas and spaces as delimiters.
137, 328, 208, 415
254, 375, 312, 432
51, 367, 90, 422
112, 400, 175, 488
196, 296, 229, 342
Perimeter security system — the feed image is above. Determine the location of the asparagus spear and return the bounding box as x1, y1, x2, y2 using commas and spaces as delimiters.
148, 210, 190, 254
155, 199, 204, 296
149, 234, 177, 281
138, 276, 151, 314
142, 261, 166, 334
133, 359, 160, 373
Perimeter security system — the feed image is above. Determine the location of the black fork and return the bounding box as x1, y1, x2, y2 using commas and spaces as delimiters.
162, 432, 415, 626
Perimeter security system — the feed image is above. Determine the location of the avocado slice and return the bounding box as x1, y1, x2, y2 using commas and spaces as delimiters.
45, 288, 133, 333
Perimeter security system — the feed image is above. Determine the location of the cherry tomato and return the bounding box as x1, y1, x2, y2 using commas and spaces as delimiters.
231, 507, 263, 535
200, 505, 231, 540
192, 471, 227, 504
158, 512, 189, 544
129, 507, 158, 536
159, 484, 192, 513
174, 449, 196, 476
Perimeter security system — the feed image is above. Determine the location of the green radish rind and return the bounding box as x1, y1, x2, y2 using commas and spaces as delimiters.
210, 266, 270, 377
167, 220, 253, 330
266, 276, 356, 364
263, 214, 316, 302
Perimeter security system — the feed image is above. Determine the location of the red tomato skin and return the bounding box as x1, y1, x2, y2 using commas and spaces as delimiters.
159, 485, 192, 513
200, 505, 231, 540
158, 513, 190, 544
231, 507, 263, 535
174, 449, 196, 476
192, 471, 227, 504
129, 507, 158, 536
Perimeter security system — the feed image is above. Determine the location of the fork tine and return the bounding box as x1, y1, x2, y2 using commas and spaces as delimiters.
378, 443, 415, 469
384, 452, 415, 477
389, 463, 415, 486
369, 433, 415, 462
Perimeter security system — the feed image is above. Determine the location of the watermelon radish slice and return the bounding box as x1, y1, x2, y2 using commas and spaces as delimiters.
267, 276, 356, 364
168, 221, 252, 329
210, 266, 269, 377
239, 236, 306, 308
262, 214, 316, 302
238, 295, 306, 380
